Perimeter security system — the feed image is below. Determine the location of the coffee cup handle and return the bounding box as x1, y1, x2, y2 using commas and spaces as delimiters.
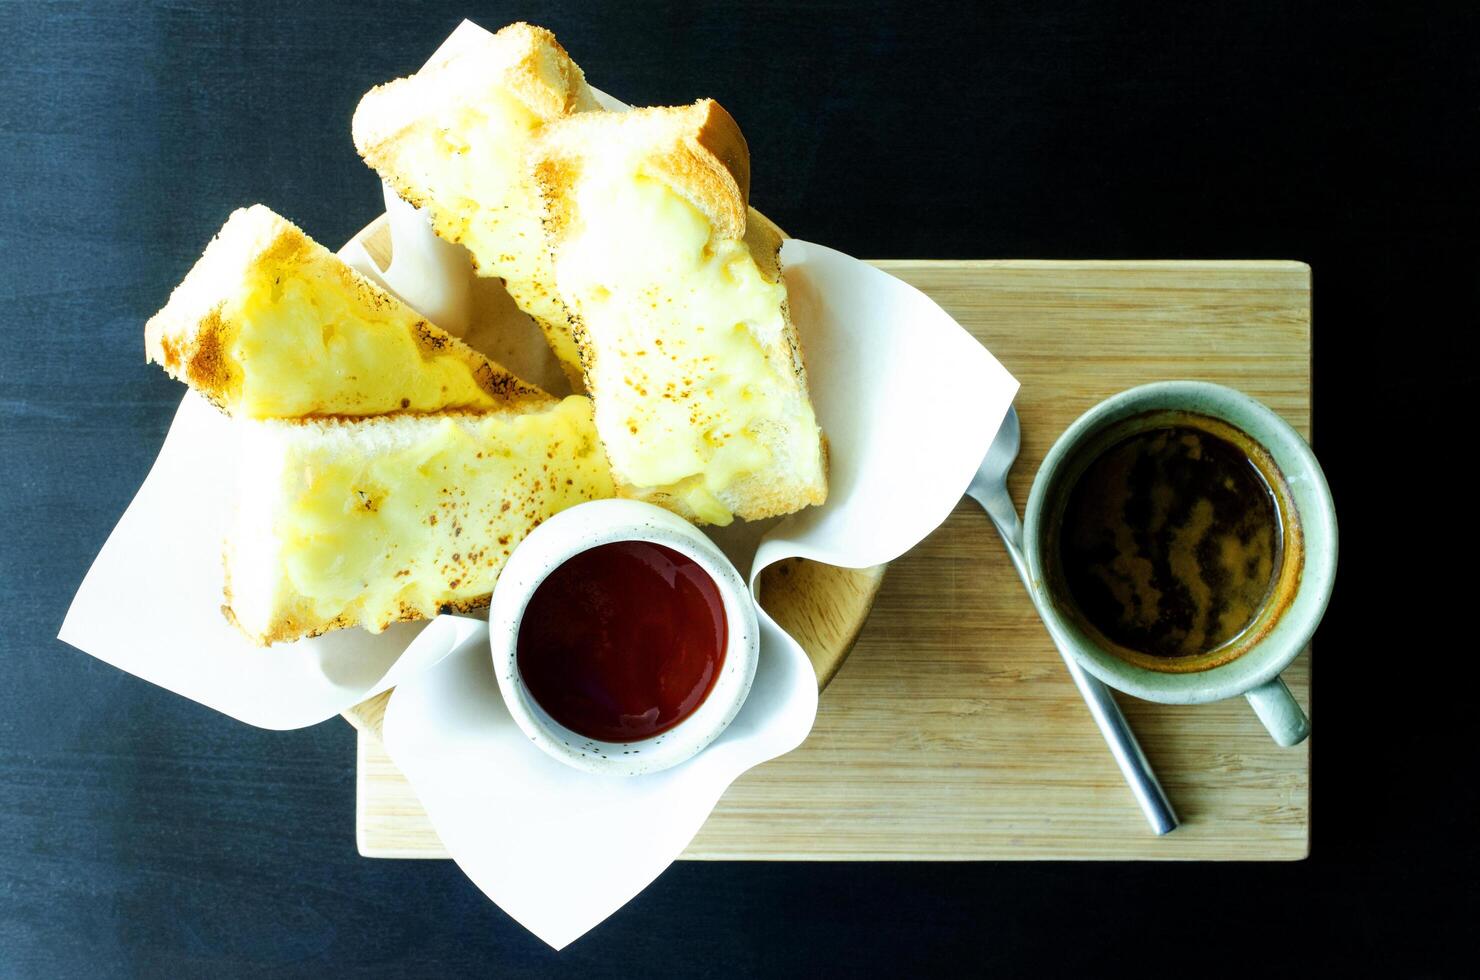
1244, 676, 1310, 746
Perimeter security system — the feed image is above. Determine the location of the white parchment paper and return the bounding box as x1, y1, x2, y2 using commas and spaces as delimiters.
371, 240, 1016, 949
59, 19, 1018, 950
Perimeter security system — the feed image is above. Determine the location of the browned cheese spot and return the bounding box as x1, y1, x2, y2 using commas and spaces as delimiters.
185, 312, 230, 393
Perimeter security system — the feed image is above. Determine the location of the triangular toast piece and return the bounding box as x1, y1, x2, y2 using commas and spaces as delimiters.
226, 396, 612, 645
533, 99, 827, 525
352, 22, 598, 384
146, 205, 546, 417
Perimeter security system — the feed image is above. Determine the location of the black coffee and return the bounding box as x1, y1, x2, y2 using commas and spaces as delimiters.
1054, 416, 1284, 664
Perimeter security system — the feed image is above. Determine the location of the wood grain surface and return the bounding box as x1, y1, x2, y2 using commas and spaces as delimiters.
351, 259, 1312, 860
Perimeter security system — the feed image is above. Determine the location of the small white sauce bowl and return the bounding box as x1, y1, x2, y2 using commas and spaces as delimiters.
490, 499, 760, 776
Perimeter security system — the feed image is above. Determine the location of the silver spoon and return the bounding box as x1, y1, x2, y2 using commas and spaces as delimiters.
968, 407, 1178, 835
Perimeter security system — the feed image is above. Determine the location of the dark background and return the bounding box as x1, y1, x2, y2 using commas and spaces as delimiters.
2, 0, 1474, 975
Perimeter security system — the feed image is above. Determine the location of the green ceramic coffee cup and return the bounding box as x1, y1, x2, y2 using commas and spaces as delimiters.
1022, 382, 1337, 746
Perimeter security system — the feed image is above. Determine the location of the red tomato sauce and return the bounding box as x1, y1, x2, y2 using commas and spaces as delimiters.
516, 540, 728, 743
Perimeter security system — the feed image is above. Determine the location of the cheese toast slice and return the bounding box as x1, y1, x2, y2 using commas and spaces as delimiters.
533, 99, 827, 525
224, 396, 613, 645
352, 22, 599, 383
146, 205, 545, 417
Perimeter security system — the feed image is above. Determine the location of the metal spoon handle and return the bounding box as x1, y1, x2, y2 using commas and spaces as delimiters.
1055, 649, 1178, 835
980, 498, 1178, 836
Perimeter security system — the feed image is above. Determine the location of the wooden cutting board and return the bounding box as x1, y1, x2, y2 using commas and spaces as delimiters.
352, 259, 1313, 860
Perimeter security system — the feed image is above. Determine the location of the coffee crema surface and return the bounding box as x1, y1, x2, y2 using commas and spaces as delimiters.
1050, 413, 1293, 671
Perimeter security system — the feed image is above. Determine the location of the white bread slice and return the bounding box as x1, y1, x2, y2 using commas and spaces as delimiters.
533, 99, 827, 525
224, 396, 613, 646
146, 205, 546, 417
352, 22, 599, 384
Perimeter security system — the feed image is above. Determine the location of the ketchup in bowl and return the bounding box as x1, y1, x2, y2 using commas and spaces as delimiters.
516, 540, 728, 743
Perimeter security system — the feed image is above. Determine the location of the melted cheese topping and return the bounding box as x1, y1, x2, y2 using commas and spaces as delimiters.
555, 168, 820, 525
231, 396, 613, 640
384, 89, 581, 371
227, 252, 505, 417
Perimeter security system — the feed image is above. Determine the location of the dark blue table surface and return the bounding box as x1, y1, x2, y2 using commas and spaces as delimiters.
2, 1, 1474, 975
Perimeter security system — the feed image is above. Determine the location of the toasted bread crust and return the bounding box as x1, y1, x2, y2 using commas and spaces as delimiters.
152, 309, 232, 405
535, 100, 751, 242
352, 22, 598, 387
532, 100, 827, 524
499, 23, 598, 119
147, 308, 236, 413
145, 205, 548, 415
352, 23, 594, 160
223, 574, 491, 647
647, 100, 750, 241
